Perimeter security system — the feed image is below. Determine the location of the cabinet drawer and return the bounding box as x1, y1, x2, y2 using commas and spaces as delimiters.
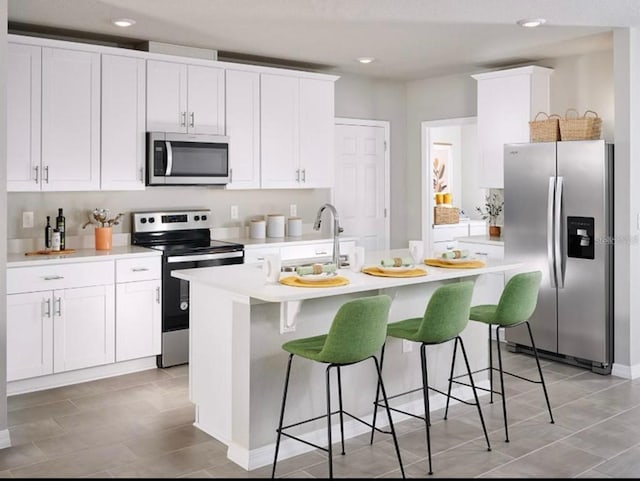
432, 225, 468, 242
116, 257, 161, 283
7, 261, 115, 294
457, 242, 504, 260
243, 246, 280, 264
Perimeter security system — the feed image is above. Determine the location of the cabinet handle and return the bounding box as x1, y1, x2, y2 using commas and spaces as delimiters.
132, 267, 150, 272
34, 165, 39, 184
55, 297, 62, 316
189, 112, 195, 127
139, 167, 144, 182
43, 298, 51, 318
156, 286, 160, 304
43, 275, 64, 281
229, 168, 233, 183
296, 169, 300, 182
316, 250, 328, 255
302, 169, 306, 183
181, 112, 187, 127
44, 165, 49, 183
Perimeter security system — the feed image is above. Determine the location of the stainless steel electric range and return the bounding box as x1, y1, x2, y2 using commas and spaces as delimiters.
131, 209, 244, 368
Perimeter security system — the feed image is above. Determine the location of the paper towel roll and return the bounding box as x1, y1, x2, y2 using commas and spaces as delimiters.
266, 214, 285, 238
287, 217, 302, 237
250, 219, 266, 239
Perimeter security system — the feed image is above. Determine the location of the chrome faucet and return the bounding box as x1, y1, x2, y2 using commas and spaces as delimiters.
313, 203, 344, 267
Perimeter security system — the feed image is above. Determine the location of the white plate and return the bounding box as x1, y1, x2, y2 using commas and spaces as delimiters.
295, 272, 338, 282
378, 265, 415, 273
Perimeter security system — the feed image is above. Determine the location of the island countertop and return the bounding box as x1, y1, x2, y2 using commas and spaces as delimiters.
171, 249, 521, 302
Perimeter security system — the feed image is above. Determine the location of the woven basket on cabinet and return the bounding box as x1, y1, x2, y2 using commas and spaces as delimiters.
433, 206, 460, 225
559, 109, 602, 141
529, 112, 561, 142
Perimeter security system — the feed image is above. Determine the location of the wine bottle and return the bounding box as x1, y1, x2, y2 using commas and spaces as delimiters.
44, 216, 52, 249
56, 208, 66, 251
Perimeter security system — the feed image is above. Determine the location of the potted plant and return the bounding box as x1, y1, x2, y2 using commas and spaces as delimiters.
476, 193, 504, 237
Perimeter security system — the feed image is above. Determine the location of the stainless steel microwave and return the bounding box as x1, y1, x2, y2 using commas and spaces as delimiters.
146, 132, 230, 186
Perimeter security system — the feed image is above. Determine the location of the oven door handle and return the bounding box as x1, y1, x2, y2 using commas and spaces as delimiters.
166, 251, 243, 263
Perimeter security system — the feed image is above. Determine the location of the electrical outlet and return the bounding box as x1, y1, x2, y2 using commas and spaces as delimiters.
230, 205, 239, 220
22, 211, 34, 229
402, 339, 413, 353
290, 204, 297, 217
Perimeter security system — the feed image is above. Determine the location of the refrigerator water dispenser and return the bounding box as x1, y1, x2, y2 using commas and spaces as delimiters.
567, 216, 595, 259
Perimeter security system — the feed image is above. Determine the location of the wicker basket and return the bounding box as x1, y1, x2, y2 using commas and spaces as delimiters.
559, 109, 602, 141
434, 206, 460, 225
529, 112, 561, 142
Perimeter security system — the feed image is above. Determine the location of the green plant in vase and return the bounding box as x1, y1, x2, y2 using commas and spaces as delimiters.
476, 193, 504, 237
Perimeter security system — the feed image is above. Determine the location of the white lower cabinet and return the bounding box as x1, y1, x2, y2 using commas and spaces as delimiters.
457, 241, 505, 307
244, 240, 356, 265
7, 275, 115, 382
115, 257, 161, 362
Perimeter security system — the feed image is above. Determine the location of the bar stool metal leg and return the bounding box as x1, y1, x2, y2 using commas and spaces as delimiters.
495, 327, 510, 442
525, 321, 555, 424
272, 354, 294, 479
337, 366, 346, 455
325, 365, 334, 478
420, 344, 433, 475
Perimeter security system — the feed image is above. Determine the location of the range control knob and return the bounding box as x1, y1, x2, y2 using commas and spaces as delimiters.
149, 217, 155, 223
201, 215, 208, 221
140, 218, 147, 224
194, 215, 200, 221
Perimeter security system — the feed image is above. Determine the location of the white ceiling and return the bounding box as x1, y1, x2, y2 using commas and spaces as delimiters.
8, 0, 640, 80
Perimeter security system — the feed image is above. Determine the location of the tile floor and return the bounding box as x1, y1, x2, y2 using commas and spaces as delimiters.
1, 344, 639, 478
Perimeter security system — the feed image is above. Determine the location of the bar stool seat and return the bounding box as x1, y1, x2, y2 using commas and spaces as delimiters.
271, 294, 405, 479
451, 270, 554, 443
371, 280, 491, 476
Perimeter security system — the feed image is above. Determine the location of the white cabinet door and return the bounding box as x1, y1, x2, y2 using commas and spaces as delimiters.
52, 285, 115, 373
146, 60, 224, 135
299, 78, 334, 188
243, 246, 280, 264
260, 73, 299, 188
116, 279, 161, 362
187, 64, 225, 135
101, 54, 146, 190
458, 241, 505, 307
7, 43, 41, 192
473, 66, 552, 188
41, 47, 101, 191
225, 69, 260, 189
146, 60, 187, 132
6, 292, 54, 382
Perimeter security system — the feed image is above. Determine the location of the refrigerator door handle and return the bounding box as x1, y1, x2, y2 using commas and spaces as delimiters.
555, 176, 565, 288
547, 176, 557, 288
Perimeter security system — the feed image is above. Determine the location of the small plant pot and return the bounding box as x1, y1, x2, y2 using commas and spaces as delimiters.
489, 225, 502, 238
95, 227, 113, 251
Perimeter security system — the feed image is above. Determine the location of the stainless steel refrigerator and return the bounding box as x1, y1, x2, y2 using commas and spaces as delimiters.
503, 140, 613, 374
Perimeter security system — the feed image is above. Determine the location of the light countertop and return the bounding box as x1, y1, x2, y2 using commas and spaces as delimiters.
455, 234, 504, 246
172, 248, 521, 303
7, 245, 160, 268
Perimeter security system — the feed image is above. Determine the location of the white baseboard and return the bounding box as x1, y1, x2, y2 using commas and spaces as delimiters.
611, 362, 640, 379
7, 357, 157, 396
0, 429, 11, 449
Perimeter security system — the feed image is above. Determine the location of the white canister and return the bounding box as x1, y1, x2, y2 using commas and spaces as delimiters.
249, 219, 266, 239
266, 214, 285, 238
287, 217, 302, 237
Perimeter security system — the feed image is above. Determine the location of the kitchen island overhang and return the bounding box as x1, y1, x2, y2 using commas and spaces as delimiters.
172, 255, 523, 471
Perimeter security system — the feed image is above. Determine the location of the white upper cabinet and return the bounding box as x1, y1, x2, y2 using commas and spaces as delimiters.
101, 54, 146, 190
261, 73, 336, 189
41, 47, 101, 191
225, 69, 261, 189
146, 60, 225, 135
472, 66, 552, 188
8, 43, 101, 192
7, 43, 41, 192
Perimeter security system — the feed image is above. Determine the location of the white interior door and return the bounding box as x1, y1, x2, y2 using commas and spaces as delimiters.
334, 119, 390, 252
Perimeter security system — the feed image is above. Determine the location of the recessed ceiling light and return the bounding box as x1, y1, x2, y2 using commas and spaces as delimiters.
112, 18, 136, 28
357, 57, 375, 64
517, 18, 546, 28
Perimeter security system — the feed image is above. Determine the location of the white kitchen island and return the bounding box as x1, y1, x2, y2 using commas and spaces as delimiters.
171, 251, 523, 470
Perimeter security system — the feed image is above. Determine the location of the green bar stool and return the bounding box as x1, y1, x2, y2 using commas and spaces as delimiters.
451, 270, 554, 443
370, 280, 491, 476
271, 294, 405, 479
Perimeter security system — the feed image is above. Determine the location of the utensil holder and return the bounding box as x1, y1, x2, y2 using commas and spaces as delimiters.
95, 227, 113, 250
